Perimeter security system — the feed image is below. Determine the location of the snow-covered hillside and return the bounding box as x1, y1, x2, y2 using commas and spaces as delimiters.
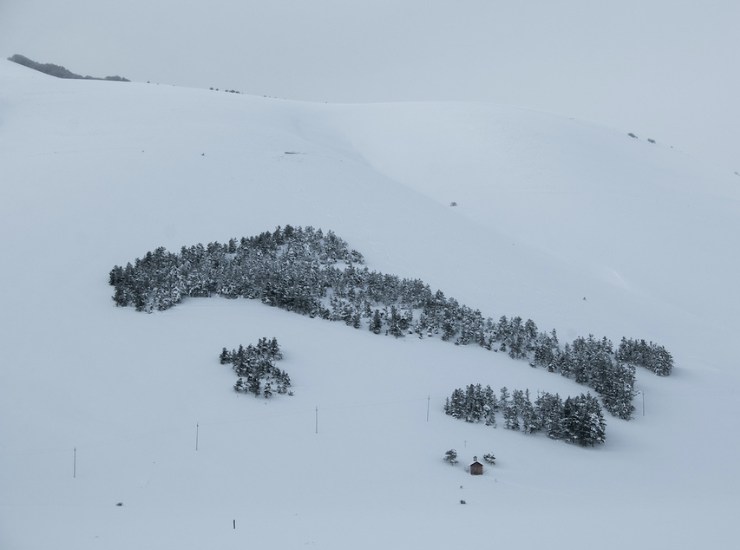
1, 61, 739, 549
3, 1, 739, 171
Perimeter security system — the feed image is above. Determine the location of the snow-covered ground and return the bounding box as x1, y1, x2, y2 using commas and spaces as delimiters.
1, 60, 739, 549
3, 0, 739, 171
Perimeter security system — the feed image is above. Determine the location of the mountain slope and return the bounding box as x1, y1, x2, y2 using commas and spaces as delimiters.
3, 0, 739, 173
1, 61, 738, 549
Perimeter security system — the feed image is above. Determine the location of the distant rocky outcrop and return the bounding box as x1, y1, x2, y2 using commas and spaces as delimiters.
8, 54, 129, 82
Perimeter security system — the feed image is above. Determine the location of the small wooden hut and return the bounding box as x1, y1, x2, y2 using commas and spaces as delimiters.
469, 456, 483, 476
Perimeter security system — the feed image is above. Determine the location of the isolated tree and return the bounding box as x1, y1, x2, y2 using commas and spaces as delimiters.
370, 309, 383, 334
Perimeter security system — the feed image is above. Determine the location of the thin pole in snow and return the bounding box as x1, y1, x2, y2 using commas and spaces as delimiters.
233, 519, 236, 530
196, 423, 199, 451
427, 395, 431, 422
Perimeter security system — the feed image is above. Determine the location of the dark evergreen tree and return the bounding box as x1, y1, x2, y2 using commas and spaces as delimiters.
248, 375, 261, 397
535, 392, 565, 440
561, 394, 606, 446
483, 385, 497, 427
369, 309, 382, 334
532, 330, 560, 371
388, 306, 403, 338
520, 389, 539, 434
502, 387, 519, 431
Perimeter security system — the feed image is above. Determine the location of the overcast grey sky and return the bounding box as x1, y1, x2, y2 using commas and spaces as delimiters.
2, 0, 738, 170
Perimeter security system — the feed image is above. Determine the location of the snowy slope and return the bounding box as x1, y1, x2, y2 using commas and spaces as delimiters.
2, 0, 739, 171
1, 61, 739, 549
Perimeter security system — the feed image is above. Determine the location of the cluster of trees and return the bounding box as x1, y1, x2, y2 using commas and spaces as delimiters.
109, 225, 363, 314
444, 384, 606, 447
8, 54, 129, 81
552, 335, 635, 419
616, 337, 673, 376
219, 337, 291, 398
110, 225, 673, 419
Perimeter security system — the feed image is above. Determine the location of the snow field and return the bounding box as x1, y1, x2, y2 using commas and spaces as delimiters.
1, 62, 739, 548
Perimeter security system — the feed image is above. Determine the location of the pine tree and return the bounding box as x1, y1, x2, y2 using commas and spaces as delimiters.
269, 337, 282, 359
535, 392, 564, 440
370, 309, 383, 334
561, 397, 578, 444
501, 387, 519, 430
388, 306, 403, 338
263, 382, 273, 399
448, 388, 464, 419
444, 449, 458, 465
483, 385, 497, 427
521, 389, 539, 434
248, 375, 261, 397
561, 393, 606, 446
